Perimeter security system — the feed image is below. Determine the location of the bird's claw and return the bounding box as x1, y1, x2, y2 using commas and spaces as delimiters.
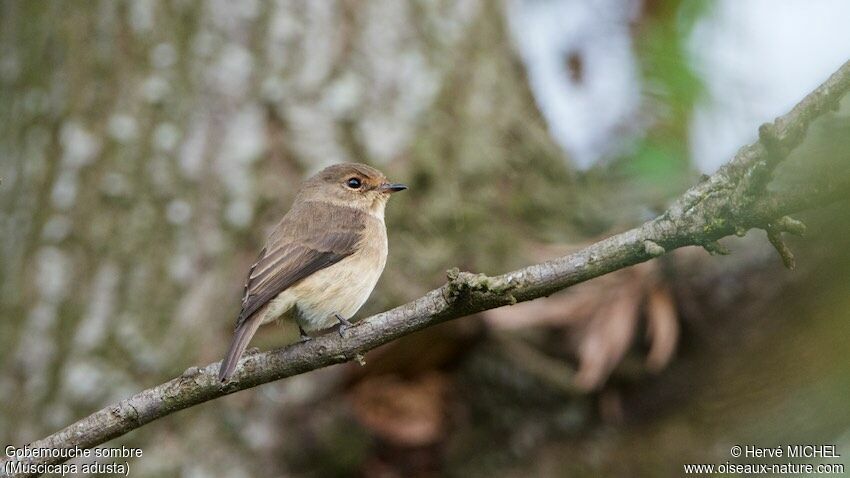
335, 313, 353, 337
298, 325, 312, 343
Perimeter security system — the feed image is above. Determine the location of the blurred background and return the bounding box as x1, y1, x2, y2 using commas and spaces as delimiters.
2, 1, 850, 476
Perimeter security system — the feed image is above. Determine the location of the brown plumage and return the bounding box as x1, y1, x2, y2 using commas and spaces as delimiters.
219, 163, 406, 382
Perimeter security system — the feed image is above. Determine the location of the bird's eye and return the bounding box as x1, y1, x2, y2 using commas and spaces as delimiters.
346, 177, 362, 189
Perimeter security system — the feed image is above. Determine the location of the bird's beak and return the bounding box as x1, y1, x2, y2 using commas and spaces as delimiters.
379, 182, 408, 193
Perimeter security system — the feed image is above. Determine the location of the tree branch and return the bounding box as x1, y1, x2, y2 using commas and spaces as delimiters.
4, 60, 850, 478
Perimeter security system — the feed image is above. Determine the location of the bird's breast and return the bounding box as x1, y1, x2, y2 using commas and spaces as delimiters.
285, 218, 388, 330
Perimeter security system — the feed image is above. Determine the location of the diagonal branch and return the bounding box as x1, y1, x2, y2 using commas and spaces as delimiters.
3, 60, 850, 478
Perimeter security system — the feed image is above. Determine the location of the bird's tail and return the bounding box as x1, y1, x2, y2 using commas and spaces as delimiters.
219, 315, 263, 382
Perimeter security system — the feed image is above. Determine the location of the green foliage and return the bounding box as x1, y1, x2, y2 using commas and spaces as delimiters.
613, 0, 710, 202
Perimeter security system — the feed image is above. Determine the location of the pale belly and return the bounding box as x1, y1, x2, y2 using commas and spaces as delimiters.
259, 238, 388, 331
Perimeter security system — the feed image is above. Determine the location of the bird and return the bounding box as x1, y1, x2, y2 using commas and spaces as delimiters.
218, 163, 407, 382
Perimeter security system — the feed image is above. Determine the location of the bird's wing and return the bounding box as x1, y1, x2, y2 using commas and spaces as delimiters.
235, 202, 365, 329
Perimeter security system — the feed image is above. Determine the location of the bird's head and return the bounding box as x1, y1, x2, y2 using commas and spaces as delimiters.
299, 163, 407, 217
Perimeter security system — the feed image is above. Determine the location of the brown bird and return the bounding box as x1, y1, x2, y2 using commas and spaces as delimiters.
218, 163, 407, 382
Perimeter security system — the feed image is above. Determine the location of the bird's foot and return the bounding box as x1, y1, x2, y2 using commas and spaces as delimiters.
298, 325, 313, 343
335, 313, 353, 337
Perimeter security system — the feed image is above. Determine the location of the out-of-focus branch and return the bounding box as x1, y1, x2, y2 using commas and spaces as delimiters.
3, 60, 850, 478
